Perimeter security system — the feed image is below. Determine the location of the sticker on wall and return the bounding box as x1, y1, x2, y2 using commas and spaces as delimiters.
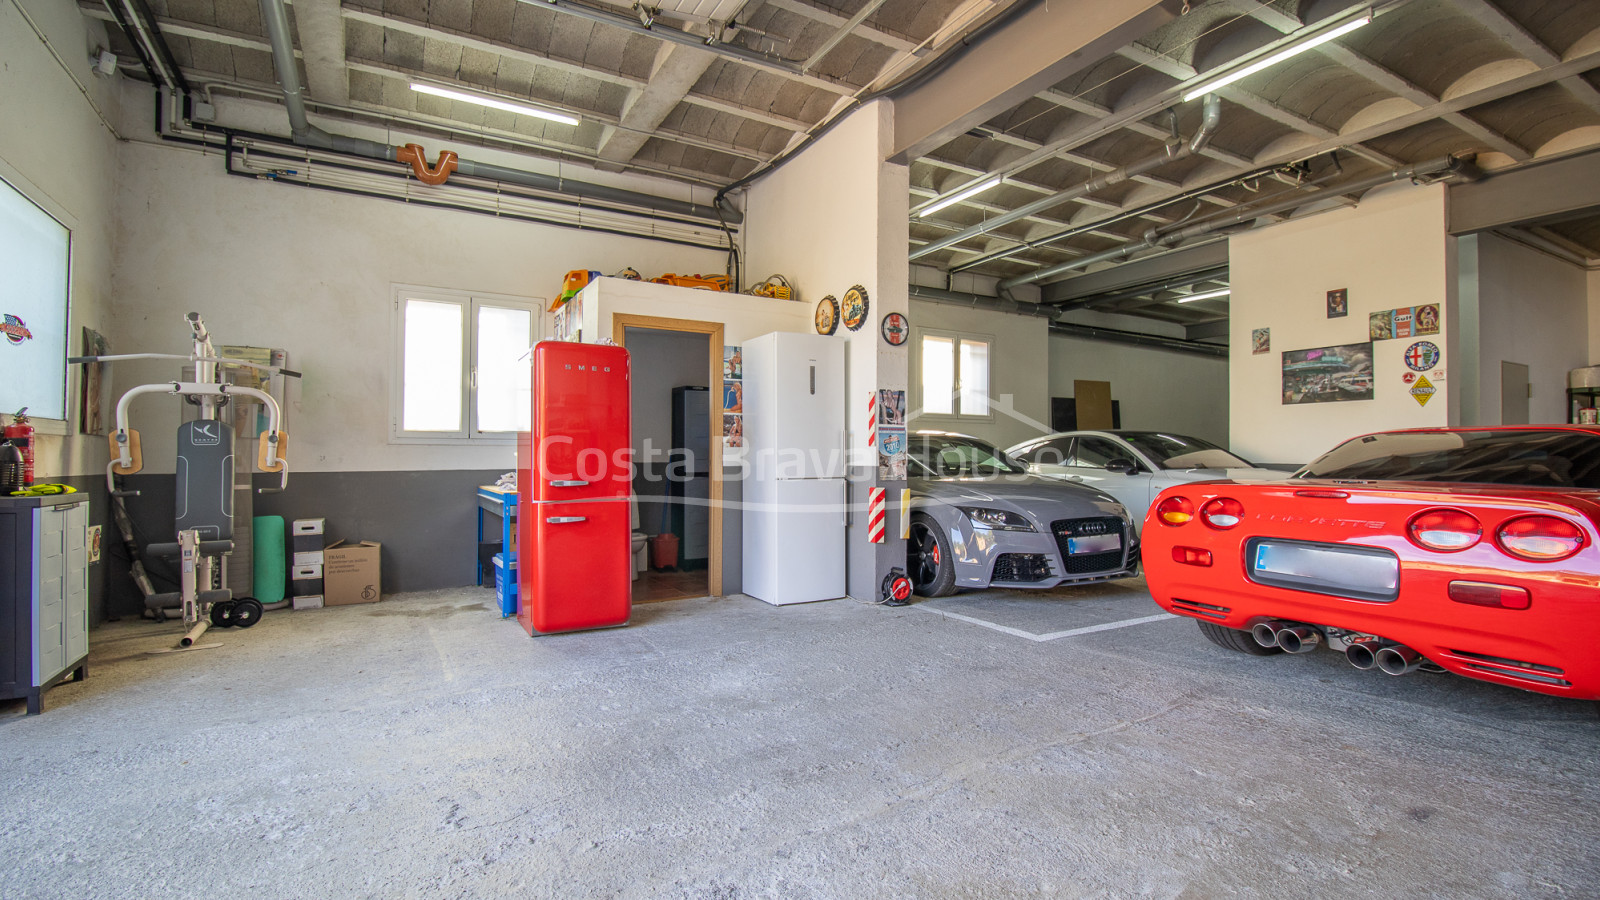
877, 389, 906, 427
1404, 341, 1440, 372
841, 285, 870, 331
814, 295, 839, 335
1402, 372, 1417, 385
87, 525, 102, 564
1251, 328, 1270, 355
1327, 288, 1348, 318
881, 311, 909, 346
723, 345, 742, 381
1371, 304, 1440, 341
723, 380, 743, 414
723, 413, 744, 447
1410, 374, 1437, 407
867, 487, 886, 543
1282, 342, 1374, 405
878, 427, 907, 480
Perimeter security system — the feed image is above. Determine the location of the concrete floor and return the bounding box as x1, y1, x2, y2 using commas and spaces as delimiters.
3, 580, 1597, 899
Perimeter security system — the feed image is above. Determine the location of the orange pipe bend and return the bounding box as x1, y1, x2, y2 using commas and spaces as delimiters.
396, 143, 459, 185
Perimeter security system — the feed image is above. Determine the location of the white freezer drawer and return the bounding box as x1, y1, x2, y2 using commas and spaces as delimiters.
741, 478, 846, 605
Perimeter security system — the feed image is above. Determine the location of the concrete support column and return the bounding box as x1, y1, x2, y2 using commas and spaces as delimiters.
744, 101, 910, 602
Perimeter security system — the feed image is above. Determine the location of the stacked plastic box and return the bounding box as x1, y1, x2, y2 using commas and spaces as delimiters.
492, 551, 517, 618
291, 518, 325, 609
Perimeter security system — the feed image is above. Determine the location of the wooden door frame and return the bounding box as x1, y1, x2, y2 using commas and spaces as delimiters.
613, 313, 725, 597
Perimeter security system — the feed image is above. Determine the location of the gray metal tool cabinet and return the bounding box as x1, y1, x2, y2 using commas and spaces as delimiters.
1, 494, 90, 714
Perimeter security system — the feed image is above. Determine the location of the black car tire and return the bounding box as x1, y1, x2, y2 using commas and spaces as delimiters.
1196, 620, 1282, 656
908, 512, 957, 598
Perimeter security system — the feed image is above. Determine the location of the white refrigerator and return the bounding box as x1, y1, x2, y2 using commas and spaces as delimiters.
741, 331, 847, 605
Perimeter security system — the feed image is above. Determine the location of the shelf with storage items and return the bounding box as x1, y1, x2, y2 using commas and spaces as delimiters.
476, 485, 518, 616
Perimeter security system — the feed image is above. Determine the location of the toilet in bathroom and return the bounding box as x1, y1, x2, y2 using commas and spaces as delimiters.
630, 494, 648, 581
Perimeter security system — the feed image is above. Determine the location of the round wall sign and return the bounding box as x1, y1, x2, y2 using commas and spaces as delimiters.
1404, 341, 1440, 372
841, 285, 870, 331
881, 312, 909, 346
814, 295, 839, 335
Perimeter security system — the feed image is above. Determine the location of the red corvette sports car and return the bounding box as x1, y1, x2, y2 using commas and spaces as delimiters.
1142, 426, 1600, 700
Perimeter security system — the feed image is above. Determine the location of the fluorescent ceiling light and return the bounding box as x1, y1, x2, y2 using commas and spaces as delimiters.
1178, 288, 1231, 303
1182, 12, 1373, 102
410, 83, 581, 126
918, 176, 1003, 218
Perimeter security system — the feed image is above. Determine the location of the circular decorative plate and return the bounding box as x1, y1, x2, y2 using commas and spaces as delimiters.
841, 285, 870, 331
1404, 340, 1440, 371
814, 295, 839, 335
881, 312, 909, 346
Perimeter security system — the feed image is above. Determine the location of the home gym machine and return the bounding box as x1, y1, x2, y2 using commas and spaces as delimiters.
78, 312, 293, 650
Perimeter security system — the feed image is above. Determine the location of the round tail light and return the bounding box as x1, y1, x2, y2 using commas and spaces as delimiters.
1496, 515, 1586, 561
1155, 495, 1194, 526
1199, 497, 1244, 529
1407, 509, 1482, 552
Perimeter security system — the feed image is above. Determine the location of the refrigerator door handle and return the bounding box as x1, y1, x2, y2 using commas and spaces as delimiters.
546, 516, 587, 524
549, 480, 590, 487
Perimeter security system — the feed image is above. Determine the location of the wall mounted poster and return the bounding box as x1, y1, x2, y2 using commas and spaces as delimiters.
1251, 328, 1270, 355
1370, 304, 1439, 341
1327, 288, 1348, 318
877, 388, 906, 426
723, 345, 742, 381
1282, 342, 1374, 404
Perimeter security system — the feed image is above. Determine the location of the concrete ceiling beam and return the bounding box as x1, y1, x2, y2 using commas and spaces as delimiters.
889, 0, 1182, 164
294, 0, 348, 105
596, 42, 719, 171
1446, 0, 1600, 115
761, 0, 919, 53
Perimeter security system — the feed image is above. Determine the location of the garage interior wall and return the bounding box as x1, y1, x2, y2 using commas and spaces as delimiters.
908, 300, 1051, 449
1047, 335, 1230, 447
1458, 233, 1589, 426
2, 2, 122, 622
1229, 183, 1453, 466
743, 100, 910, 602
1590, 269, 1600, 361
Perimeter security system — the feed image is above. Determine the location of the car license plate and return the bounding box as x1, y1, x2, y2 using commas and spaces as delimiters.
1249, 539, 1399, 602
1066, 534, 1120, 554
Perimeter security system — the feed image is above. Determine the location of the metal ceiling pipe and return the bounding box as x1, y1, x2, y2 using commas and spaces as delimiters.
1002, 154, 1474, 293
522, 0, 814, 80
907, 285, 1227, 357
910, 93, 1222, 262
254, 0, 737, 224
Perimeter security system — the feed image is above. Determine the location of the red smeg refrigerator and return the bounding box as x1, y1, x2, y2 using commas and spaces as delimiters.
516, 341, 632, 635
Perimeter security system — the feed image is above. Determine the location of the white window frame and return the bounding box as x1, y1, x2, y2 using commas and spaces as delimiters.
389, 284, 543, 444
913, 327, 995, 422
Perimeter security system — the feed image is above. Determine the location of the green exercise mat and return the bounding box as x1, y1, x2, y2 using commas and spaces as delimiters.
253, 515, 286, 604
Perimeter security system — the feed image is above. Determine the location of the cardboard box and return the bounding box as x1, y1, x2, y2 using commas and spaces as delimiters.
292, 594, 324, 610
324, 540, 382, 605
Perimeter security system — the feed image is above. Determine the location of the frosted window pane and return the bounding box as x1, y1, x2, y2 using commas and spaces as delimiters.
921, 335, 954, 415
403, 299, 463, 432
477, 304, 532, 432
0, 177, 69, 420
960, 340, 990, 416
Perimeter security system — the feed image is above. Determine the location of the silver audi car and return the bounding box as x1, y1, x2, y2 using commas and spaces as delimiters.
906, 431, 1139, 597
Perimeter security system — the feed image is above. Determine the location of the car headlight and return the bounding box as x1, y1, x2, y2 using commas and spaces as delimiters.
958, 507, 1035, 531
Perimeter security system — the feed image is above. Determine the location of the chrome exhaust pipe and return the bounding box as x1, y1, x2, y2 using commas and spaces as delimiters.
1252, 621, 1290, 648
1275, 626, 1323, 654
1345, 639, 1393, 670
1376, 644, 1425, 676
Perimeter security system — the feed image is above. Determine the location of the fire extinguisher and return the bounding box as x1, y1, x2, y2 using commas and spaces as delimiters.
4, 408, 34, 487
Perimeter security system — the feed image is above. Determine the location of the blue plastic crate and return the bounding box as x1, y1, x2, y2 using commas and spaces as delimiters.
492, 552, 517, 618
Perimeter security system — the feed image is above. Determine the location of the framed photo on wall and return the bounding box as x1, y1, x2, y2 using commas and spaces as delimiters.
1327, 288, 1348, 318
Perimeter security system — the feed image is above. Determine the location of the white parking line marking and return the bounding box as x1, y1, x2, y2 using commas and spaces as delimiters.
917, 607, 1178, 642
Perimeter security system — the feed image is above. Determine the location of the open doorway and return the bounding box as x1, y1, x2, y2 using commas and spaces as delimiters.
621, 323, 717, 603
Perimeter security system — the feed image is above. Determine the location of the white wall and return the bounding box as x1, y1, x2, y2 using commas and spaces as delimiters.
743, 101, 910, 459
1470, 233, 1589, 425
909, 300, 1051, 449
1589, 268, 1600, 364
1229, 183, 1453, 465
111, 133, 726, 474
1048, 334, 1231, 447
1, 0, 121, 479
